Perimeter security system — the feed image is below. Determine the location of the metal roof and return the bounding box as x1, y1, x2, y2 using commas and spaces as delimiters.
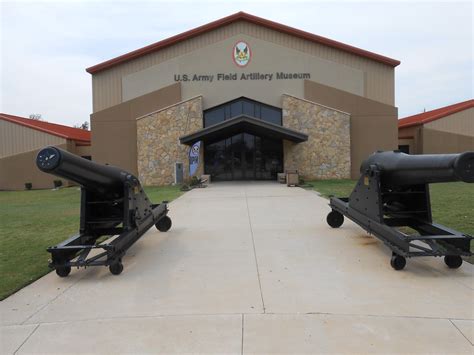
0, 113, 91, 144
179, 114, 308, 145
87, 11, 400, 74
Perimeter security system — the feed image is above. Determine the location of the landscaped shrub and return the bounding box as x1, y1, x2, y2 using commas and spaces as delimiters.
24, 183, 32, 190
189, 176, 200, 187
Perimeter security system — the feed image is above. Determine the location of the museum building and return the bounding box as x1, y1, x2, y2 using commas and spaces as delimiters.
87, 12, 400, 184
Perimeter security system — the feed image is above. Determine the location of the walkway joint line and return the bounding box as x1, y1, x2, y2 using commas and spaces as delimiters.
13, 324, 39, 355
244, 189, 266, 313
241, 314, 244, 355
20, 274, 84, 325
449, 319, 473, 346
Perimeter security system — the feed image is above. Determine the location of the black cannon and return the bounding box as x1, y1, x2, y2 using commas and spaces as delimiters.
327, 150, 474, 270
37, 146, 172, 276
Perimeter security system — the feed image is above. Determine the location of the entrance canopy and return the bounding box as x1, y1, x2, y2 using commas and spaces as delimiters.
180, 114, 308, 145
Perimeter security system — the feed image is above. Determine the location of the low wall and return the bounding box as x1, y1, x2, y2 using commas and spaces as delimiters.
0, 144, 70, 190
422, 128, 474, 153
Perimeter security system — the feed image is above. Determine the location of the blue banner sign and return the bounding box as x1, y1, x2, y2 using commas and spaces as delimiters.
189, 141, 201, 176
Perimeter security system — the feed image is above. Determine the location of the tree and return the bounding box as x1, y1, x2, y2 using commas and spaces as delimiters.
29, 114, 42, 120
74, 121, 89, 130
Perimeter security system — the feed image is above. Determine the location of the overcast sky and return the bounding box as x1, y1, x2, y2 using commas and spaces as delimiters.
1, 0, 472, 127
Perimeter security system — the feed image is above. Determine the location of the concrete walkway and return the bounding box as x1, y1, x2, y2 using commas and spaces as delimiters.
1, 182, 473, 354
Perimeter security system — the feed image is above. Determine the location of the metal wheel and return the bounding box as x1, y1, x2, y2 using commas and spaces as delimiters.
55, 266, 71, 277
390, 254, 406, 270
444, 255, 462, 269
326, 211, 344, 228
156, 216, 172, 232
109, 262, 123, 275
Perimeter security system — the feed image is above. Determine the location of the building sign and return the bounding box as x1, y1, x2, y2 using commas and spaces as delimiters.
189, 141, 201, 176
172, 40, 310, 83
174, 72, 310, 83
233, 41, 251, 67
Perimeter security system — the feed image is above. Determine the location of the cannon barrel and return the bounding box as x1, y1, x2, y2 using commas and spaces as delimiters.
360, 151, 474, 185
36, 146, 135, 196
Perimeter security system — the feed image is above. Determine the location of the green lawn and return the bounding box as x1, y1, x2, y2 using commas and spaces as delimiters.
0, 186, 183, 300
308, 180, 474, 261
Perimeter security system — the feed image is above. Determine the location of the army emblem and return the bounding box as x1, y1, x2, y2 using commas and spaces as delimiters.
233, 41, 251, 67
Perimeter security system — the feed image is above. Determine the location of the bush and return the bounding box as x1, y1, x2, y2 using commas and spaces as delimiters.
189, 176, 200, 187
53, 180, 63, 188
180, 184, 190, 191
24, 182, 32, 190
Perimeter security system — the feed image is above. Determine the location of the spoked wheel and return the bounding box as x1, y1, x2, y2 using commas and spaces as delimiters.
109, 261, 124, 275
55, 266, 71, 277
326, 211, 344, 228
156, 216, 172, 232
444, 255, 462, 269
390, 253, 406, 270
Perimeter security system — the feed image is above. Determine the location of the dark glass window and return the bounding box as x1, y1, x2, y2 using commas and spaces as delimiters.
203, 97, 282, 127
398, 145, 410, 154
243, 100, 255, 116
204, 106, 225, 127
260, 105, 282, 125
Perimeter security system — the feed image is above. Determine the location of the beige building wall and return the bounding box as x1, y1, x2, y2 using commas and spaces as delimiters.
0, 144, 72, 190
0, 120, 66, 158
304, 80, 398, 178
92, 21, 395, 112
74, 145, 91, 157
123, 34, 365, 111
282, 95, 351, 179
137, 97, 204, 185
424, 108, 474, 137
422, 128, 474, 154
91, 83, 181, 175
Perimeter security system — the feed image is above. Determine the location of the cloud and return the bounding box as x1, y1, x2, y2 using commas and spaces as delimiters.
1, 0, 472, 126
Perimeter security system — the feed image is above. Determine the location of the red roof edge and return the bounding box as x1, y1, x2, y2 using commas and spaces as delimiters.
398, 99, 474, 129
86, 11, 401, 74
0, 113, 91, 143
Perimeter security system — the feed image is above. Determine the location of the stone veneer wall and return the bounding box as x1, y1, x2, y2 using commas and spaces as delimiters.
137, 96, 203, 185
282, 94, 351, 179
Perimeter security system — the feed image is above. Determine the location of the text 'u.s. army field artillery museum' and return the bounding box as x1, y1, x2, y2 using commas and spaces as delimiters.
87, 12, 400, 185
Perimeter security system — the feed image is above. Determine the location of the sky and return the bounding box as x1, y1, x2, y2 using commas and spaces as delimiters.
1, 0, 472, 127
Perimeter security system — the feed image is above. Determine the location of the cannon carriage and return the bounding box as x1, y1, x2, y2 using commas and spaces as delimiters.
37, 146, 172, 276
327, 150, 474, 270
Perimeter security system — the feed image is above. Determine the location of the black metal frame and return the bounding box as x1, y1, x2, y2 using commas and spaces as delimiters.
47, 182, 170, 273
328, 163, 472, 268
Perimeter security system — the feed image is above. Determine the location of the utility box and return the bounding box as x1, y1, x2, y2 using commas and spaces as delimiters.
201, 174, 211, 186
286, 170, 299, 187
277, 173, 286, 184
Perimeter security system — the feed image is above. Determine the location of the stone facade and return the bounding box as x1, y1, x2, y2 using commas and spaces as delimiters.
137, 97, 203, 185
282, 94, 351, 179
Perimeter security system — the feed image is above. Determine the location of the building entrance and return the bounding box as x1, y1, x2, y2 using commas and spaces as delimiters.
204, 133, 283, 181
202, 97, 284, 181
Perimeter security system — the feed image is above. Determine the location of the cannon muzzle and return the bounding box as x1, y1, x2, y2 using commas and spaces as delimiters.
36, 146, 135, 197
360, 151, 474, 185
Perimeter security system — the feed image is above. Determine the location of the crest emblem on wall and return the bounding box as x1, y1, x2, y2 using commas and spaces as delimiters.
233, 41, 251, 67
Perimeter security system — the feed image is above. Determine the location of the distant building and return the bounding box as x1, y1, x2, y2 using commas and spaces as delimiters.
398, 100, 473, 154
0, 113, 91, 190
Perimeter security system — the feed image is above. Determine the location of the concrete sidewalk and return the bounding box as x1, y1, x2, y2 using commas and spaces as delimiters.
1, 182, 473, 354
